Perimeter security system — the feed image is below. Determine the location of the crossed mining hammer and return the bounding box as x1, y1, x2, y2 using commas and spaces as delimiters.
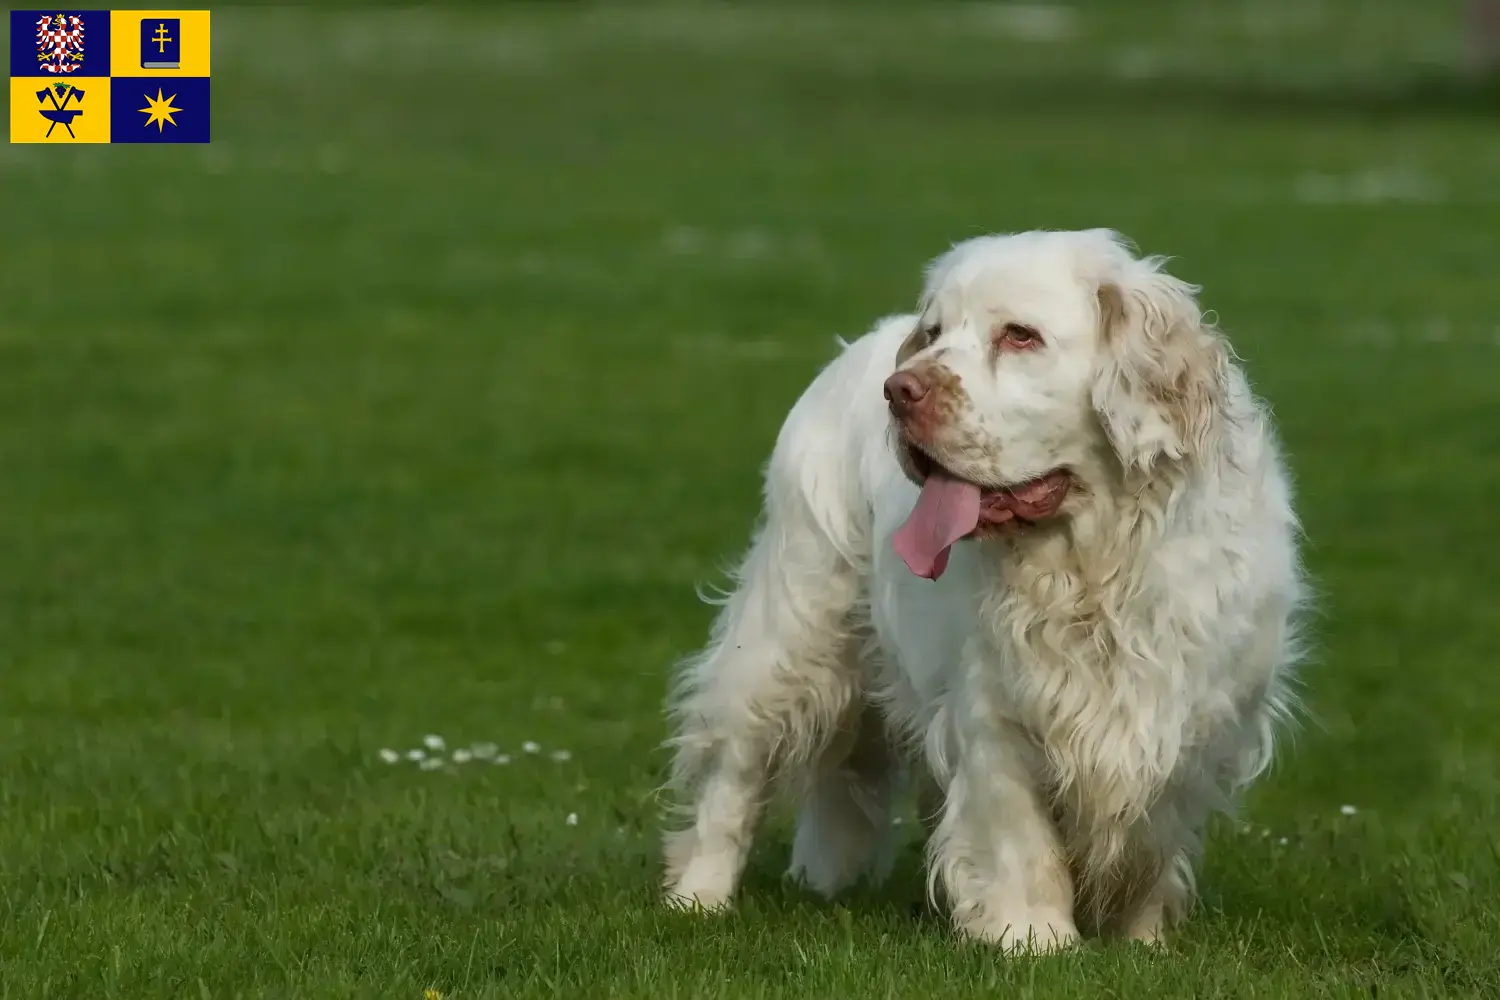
36, 83, 85, 138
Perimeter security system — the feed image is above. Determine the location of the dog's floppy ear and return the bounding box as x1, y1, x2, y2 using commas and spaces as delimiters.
1090, 250, 1229, 473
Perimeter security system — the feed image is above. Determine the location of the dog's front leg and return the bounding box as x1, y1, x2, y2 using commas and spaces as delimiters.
927, 717, 1078, 954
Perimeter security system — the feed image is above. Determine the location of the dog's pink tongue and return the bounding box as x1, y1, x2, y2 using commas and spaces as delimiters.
892, 471, 982, 580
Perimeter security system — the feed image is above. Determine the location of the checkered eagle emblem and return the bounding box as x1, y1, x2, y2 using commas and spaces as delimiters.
35, 13, 85, 75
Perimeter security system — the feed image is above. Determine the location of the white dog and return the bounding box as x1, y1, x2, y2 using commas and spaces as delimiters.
661, 229, 1306, 952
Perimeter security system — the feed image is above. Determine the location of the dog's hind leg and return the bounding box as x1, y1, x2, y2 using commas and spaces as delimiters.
787, 694, 901, 898
662, 505, 863, 911
661, 322, 890, 911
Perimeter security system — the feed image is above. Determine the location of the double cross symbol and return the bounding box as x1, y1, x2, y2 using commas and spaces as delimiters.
35, 83, 85, 138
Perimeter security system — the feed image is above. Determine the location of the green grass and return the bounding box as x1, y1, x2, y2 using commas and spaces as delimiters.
2, 2, 1499, 996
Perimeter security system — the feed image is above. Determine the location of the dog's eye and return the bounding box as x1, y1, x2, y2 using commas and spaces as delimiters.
996, 322, 1042, 350
922, 324, 941, 344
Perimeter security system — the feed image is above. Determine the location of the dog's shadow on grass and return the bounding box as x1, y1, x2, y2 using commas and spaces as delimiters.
1189, 818, 1482, 984
732, 820, 1446, 976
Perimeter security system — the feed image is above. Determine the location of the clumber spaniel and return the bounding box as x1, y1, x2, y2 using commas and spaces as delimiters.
662, 229, 1306, 952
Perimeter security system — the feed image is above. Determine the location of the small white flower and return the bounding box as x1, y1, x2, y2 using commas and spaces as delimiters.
522, 741, 541, 754
378, 749, 400, 764
419, 757, 444, 771
1339, 804, 1358, 816
892, 817, 904, 826
470, 742, 498, 759
406, 749, 426, 761
1277, 837, 1289, 846
550, 749, 572, 762
493, 754, 512, 765
452, 749, 473, 764
423, 734, 446, 751
565, 812, 578, 826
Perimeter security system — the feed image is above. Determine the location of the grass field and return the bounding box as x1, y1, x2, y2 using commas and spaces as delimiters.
3, 2, 1500, 996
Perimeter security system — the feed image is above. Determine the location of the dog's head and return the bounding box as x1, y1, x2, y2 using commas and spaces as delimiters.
887, 230, 1229, 577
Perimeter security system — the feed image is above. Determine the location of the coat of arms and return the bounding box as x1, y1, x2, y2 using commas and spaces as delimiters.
35, 13, 85, 75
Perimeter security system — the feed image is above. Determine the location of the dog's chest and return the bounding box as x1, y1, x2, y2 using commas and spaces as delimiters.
982, 570, 1211, 829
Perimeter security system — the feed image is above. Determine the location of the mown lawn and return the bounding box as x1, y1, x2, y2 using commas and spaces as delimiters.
2, 3, 1498, 997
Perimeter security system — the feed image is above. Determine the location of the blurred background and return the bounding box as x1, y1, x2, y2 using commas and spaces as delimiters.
2, 2, 1498, 996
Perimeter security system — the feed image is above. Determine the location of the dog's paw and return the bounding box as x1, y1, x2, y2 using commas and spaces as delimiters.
662, 857, 737, 913
662, 884, 732, 913
786, 843, 880, 899
963, 911, 1080, 955
1122, 902, 1172, 948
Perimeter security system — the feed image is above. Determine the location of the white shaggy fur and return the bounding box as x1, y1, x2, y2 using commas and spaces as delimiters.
661, 229, 1305, 952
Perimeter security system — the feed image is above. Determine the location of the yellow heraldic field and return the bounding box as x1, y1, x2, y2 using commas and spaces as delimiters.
11, 77, 113, 143
110, 9, 211, 77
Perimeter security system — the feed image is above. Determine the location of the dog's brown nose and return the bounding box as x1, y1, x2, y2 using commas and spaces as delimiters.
884, 371, 930, 414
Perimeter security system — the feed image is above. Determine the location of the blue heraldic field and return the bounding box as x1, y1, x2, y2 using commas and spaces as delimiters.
9, 9, 210, 143
111, 76, 210, 143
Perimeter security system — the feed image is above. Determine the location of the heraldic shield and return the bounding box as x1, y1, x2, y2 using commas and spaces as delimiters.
10, 9, 210, 143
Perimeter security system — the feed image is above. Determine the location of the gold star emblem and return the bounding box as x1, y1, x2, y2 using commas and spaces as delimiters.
138, 88, 182, 132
